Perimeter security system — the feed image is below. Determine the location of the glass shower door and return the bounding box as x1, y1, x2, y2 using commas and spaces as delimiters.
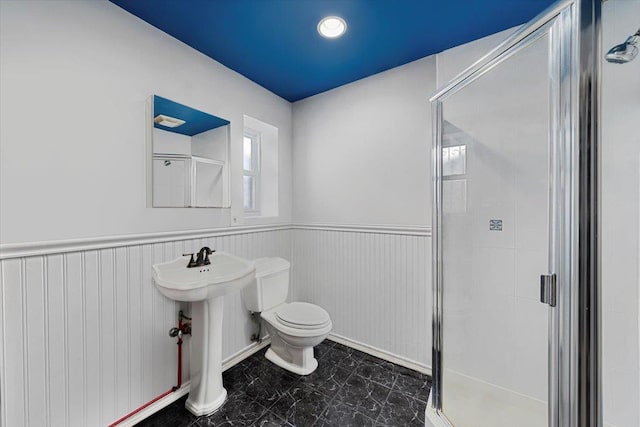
436, 29, 554, 427
430, 2, 602, 427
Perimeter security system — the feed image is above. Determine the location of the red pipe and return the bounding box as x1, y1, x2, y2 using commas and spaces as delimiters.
108, 388, 175, 427
177, 315, 183, 388
109, 316, 186, 427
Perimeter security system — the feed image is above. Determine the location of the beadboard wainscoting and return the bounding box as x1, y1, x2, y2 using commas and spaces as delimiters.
291, 225, 432, 372
0, 227, 291, 427
0, 223, 432, 427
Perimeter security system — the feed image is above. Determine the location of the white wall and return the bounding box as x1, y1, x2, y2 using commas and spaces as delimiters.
0, 1, 293, 426
436, 28, 516, 87
601, 1, 640, 426
290, 57, 437, 371
292, 56, 436, 227
0, 0, 292, 245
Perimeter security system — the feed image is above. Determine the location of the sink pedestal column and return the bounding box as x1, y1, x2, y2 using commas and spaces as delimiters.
185, 295, 227, 416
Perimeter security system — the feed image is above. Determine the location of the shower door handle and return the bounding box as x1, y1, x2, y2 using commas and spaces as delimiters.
540, 274, 557, 307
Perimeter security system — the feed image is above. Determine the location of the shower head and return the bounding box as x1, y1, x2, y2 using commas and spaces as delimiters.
605, 30, 640, 64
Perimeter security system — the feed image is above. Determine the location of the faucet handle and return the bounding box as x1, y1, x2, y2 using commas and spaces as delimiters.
182, 253, 198, 268
198, 247, 215, 265
204, 250, 215, 265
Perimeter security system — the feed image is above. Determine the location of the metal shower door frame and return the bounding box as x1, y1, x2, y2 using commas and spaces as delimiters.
428, 1, 601, 426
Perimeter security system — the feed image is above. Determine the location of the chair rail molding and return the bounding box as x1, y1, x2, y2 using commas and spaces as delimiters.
0, 223, 432, 259
0, 224, 292, 260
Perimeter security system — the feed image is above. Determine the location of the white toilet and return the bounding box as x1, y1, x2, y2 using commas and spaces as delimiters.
242, 257, 332, 375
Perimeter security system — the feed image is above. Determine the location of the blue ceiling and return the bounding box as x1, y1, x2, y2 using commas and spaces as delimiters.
111, 0, 556, 102
154, 95, 229, 136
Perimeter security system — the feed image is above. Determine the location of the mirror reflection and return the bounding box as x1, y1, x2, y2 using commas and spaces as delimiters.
149, 95, 230, 208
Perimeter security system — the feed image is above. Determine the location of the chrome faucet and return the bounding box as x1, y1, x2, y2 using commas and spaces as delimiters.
183, 247, 215, 268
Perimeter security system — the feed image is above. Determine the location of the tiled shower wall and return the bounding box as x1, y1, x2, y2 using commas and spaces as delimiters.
0, 228, 291, 427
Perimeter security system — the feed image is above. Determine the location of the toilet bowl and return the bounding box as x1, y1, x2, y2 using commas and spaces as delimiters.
241, 258, 332, 375
262, 301, 332, 374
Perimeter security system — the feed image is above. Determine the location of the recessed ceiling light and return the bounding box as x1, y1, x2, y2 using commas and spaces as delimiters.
154, 114, 186, 128
318, 16, 347, 39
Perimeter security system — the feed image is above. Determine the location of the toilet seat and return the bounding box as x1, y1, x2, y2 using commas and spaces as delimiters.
275, 302, 330, 330
261, 302, 332, 338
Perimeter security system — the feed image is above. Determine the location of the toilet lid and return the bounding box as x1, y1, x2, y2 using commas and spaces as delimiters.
276, 302, 330, 330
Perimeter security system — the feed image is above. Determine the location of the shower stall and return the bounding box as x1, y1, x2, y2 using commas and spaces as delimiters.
428, 0, 639, 426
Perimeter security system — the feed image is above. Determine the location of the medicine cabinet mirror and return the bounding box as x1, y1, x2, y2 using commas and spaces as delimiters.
146, 95, 230, 208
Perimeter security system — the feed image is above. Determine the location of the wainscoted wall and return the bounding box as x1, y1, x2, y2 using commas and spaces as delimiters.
291, 225, 432, 370
0, 227, 291, 427
0, 225, 432, 426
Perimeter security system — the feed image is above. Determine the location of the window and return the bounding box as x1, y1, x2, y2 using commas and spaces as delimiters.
243, 115, 278, 219
442, 145, 466, 176
243, 130, 260, 213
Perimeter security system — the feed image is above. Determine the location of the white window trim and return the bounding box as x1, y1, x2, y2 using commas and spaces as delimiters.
243, 129, 261, 215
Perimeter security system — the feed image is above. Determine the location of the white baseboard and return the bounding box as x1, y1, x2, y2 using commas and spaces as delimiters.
222, 336, 271, 372
327, 333, 431, 376
113, 338, 271, 427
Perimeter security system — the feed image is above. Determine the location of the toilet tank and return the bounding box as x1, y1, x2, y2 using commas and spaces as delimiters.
241, 257, 290, 312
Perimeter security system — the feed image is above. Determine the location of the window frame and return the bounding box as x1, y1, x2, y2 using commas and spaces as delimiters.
243, 129, 261, 215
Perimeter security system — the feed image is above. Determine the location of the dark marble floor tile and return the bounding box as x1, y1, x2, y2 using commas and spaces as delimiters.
322, 343, 365, 370
244, 365, 298, 409
315, 359, 353, 383
375, 390, 426, 427
252, 410, 293, 426
315, 402, 376, 427
135, 396, 197, 427
269, 384, 332, 426
241, 349, 270, 370
360, 353, 396, 369
332, 342, 366, 357
335, 374, 391, 420
393, 370, 431, 403
314, 340, 335, 360
197, 391, 267, 426
297, 374, 342, 399
137, 343, 431, 427
223, 363, 258, 397
297, 359, 352, 397
392, 364, 426, 379
355, 359, 397, 388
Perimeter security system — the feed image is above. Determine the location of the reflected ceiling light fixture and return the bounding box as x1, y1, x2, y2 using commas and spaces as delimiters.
605, 28, 639, 64
154, 114, 186, 128
318, 16, 347, 39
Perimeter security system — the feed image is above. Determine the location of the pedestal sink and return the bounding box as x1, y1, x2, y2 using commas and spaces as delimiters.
152, 251, 255, 416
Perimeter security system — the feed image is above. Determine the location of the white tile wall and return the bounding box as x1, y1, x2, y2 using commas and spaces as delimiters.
439, 27, 551, 413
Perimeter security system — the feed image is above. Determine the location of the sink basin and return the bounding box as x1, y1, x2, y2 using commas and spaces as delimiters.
152, 251, 256, 416
153, 252, 256, 301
